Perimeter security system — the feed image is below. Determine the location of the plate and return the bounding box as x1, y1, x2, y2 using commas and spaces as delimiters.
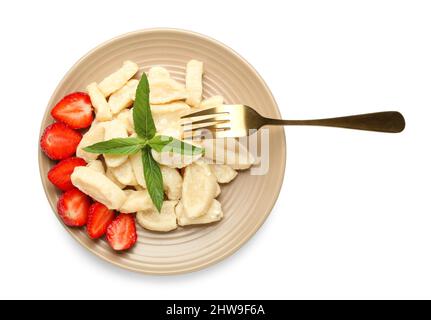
39, 28, 286, 275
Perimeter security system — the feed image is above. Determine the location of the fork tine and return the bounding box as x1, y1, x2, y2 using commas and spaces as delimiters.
196, 123, 231, 131
183, 128, 232, 140
198, 129, 234, 139
182, 120, 230, 132
211, 131, 235, 139
180, 107, 228, 119
182, 131, 202, 140
181, 117, 230, 127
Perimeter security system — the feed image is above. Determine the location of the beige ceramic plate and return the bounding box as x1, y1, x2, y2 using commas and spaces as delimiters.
39, 29, 286, 275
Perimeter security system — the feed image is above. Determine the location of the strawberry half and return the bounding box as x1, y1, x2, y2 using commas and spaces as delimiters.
51, 92, 94, 129
48, 157, 87, 191
57, 188, 91, 227
40, 123, 82, 160
106, 214, 137, 251
87, 203, 116, 239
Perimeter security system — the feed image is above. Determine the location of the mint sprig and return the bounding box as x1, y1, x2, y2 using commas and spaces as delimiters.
83, 71, 204, 212
133, 73, 156, 139
142, 146, 164, 212
149, 135, 204, 156
83, 137, 146, 155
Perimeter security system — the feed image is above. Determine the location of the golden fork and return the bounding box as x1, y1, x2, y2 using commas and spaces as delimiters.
181, 105, 405, 139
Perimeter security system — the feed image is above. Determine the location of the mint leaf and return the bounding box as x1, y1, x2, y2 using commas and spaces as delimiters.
148, 135, 173, 150
142, 145, 164, 212
83, 137, 146, 155
149, 136, 204, 156
133, 72, 156, 140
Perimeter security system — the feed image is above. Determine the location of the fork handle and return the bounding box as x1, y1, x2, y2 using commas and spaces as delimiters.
263, 111, 405, 133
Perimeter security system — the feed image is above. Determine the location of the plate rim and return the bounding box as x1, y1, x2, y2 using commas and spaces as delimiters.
38, 28, 286, 275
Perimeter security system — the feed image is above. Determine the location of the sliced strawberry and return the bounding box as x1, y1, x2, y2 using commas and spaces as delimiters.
48, 157, 87, 191
40, 123, 82, 160
87, 203, 116, 239
51, 92, 94, 129
57, 188, 91, 227
106, 214, 137, 251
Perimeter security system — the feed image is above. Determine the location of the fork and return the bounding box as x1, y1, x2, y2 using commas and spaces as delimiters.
181, 105, 405, 139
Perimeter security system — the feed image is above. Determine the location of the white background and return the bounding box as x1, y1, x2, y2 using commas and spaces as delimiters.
0, 0, 430, 300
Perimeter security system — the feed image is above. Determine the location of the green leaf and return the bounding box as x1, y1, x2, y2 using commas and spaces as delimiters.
148, 135, 173, 150
83, 137, 146, 155
149, 136, 204, 156
141, 145, 164, 212
133, 72, 156, 140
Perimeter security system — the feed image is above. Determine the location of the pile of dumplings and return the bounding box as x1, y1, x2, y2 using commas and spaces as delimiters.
71, 60, 255, 232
